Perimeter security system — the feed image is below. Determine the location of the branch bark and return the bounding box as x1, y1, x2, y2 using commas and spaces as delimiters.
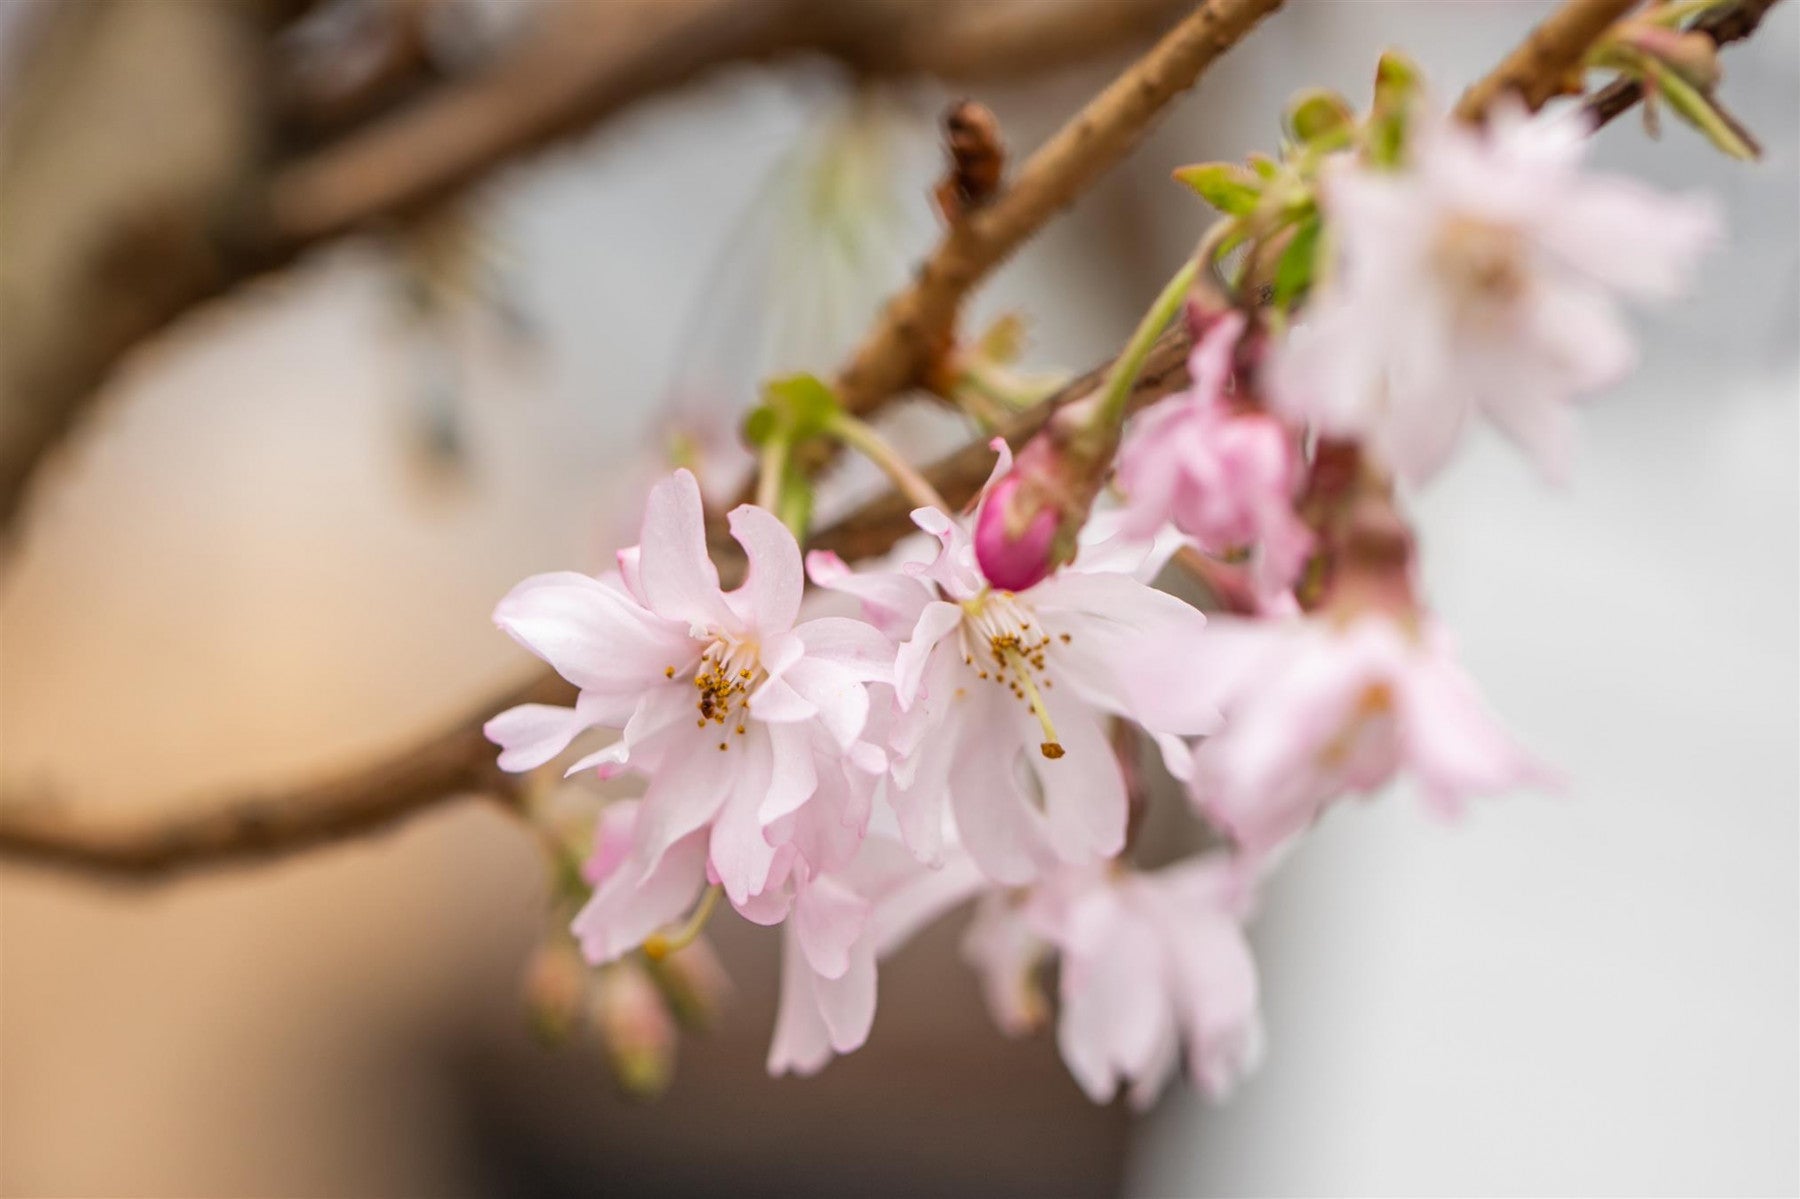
0, 672, 568, 882
1455, 0, 1640, 121
832, 0, 1287, 418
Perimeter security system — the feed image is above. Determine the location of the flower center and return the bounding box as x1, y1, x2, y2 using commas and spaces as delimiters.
1431, 214, 1529, 320
675, 636, 763, 750
959, 591, 1065, 759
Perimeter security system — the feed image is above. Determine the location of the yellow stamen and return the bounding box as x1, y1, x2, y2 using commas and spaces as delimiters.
1001, 644, 1062, 759
642, 884, 722, 961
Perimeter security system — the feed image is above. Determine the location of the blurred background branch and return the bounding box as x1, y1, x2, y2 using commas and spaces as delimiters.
0, 0, 1196, 543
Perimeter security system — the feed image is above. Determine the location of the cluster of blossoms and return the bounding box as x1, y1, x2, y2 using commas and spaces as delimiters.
488, 71, 1718, 1106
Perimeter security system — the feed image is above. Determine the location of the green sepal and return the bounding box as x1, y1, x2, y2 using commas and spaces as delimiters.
1284, 89, 1356, 151
1172, 162, 1264, 215
1646, 58, 1761, 160
1271, 214, 1323, 310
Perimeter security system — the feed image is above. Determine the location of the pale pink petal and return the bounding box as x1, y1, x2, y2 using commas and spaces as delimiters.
570, 830, 707, 964
793, 874, 872, 980
494, 571, 691, 693
485, 702, 594, 773
962, 894, 1051, 1036
767, 930, 835, 1076
805, 550, 933, 634
1396, 629, 1549, 815
793, 616, 896, 683
780, 658, 870, 751
637, 470, 734, 631
813, 942, 878, 1053
707, 731, 780, 904
725, 503, 804, 636
895, 602, 963, 707
632, 727, 736, 875
583, 799, 642, 887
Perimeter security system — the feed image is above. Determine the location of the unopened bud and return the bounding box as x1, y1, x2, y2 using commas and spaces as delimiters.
593, 960, 677, 1100
974, 471, 1062, 591
521, 939, 587, 1045
643, 937, 733, 1031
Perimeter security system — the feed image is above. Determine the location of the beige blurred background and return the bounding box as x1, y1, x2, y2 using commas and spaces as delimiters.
2, 2, 1796, 1197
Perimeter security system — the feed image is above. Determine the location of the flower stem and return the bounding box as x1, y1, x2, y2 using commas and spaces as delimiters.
756, 437, 787, 514
643, 884, 722, 961
1089, 253, 1201, 435
825, 411, 951, 514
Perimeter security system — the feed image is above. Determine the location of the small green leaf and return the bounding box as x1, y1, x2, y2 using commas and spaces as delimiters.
742, 405, 779, 447
1247, 152, 1281, 180
762, 372, 841, 440
1271, 216, 1322, 310
1646, 59, 1760, 160
1171, 162, 1263, 215
1284, 89, 1356, 149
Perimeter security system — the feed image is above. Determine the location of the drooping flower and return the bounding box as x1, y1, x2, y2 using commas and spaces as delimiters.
767, 831, 987, 1076
1188, 611, 1549, 857
1271, 100, 1719, 484
486, 469, 894, 909
810, 472, 1218, 884
965, 854, 1263, 1108
1117, 310, 1313, 604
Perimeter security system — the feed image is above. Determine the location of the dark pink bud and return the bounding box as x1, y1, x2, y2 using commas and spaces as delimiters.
975, 474, 1060, 591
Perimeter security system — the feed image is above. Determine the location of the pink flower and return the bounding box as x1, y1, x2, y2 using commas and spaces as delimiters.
767, 834, 987, 1075
966, 854, 1263, 1108
810, 501, 1218, 884
1117, 311, 1313, 603
1271, 102, 1719, 484
485, 469, 893, 908
1189, 612, 1550, 857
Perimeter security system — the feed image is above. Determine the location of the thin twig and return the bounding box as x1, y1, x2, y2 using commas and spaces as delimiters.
832, 0, 1287, 418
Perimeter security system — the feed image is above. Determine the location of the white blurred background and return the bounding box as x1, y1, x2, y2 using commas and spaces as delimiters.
1, 2, 1794, 1196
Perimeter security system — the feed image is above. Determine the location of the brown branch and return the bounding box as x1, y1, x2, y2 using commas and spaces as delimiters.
1455, 0, 1641, 121
832, 0, 1287, 418
0, 671, 570, 882
1583, 0, 1786, 126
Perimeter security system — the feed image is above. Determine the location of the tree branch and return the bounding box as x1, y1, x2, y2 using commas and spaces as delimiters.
831, 0, 1287, 418
0, 671, 570, 882
1455, 0, 1640, 121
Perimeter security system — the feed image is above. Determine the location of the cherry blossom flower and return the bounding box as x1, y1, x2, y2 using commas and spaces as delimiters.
486, 469, 893, 908
1188, 612, 1549, 857
1117, 310, 1313, 604
965, 854, 1263, 1107
809, 490, 1218, 885
768, 832, 987, 1075
1271, 101, 1719, 484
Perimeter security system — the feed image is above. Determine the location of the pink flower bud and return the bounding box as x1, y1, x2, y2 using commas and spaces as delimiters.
974, 472, 1061, 591
593, 959, 677, 1099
